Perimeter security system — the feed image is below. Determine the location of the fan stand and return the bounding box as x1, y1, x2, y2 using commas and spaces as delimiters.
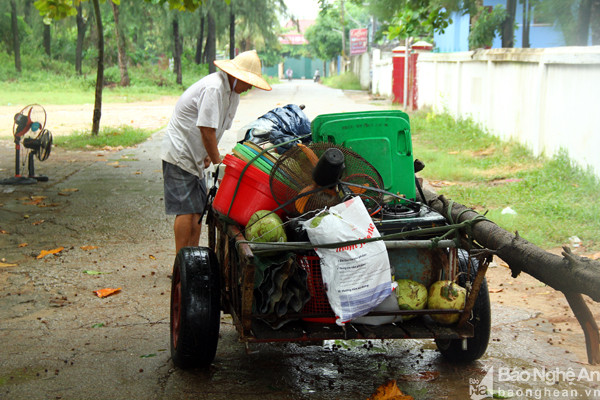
0, 136, 47, 185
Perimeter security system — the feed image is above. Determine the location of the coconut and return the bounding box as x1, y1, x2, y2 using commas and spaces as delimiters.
245, 210, 287, 243
395, 279, 428, 320
427, 280, 466, 325
309, 211, 330, 228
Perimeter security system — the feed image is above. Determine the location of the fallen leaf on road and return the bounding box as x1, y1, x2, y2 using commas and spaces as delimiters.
38, 203, 60, 208
61, 188, 79, 192
93, 287, 121, 298
149, 255, 156, 260
18, 243, 28, 247
536, 291, 551, 295
22, 196, 46, 205
489, 288, 504, 293
0, 261, 18, 268
80, 245, 98, 251
488, 389, 513, 399
32, 220, 45, 225
37, 247, 65, 259
92, 323, 105, 328
83, 270, 109, 275
397, 371, 439, 382
367, 380, 413, 400
0, 229, 8, 234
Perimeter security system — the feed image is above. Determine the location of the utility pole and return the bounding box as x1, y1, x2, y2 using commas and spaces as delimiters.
340, 0, 346, 59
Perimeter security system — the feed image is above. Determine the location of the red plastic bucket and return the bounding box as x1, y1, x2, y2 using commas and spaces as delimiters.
213, 154, 284, 226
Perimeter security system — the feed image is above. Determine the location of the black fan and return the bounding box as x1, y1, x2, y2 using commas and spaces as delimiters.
1, 104, 53, 185
269, 142, 384, 217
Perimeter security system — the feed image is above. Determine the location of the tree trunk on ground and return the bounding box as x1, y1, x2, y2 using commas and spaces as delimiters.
577, 0, 592, 46
111, 1, 130, 86
205, 11, 216, 73
75, 3, 88, 76
91, 0, 104, 136
419, 186, 600, 301
172, 14, 182, 85
43, 23, 51, 57
419, 186, 600, 364
229, 1, 235, 59
10, 0, 21, 73
501, 0, 516, 48
195, 12, 205, 64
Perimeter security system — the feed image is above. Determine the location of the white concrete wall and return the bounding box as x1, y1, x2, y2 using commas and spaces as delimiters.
350, 52, 371, 90
417, 47, 600, 178
371, 49, 394, 98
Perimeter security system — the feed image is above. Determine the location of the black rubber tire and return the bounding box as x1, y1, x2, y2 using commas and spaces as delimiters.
435, 249, 491, 362
170, 246, 221, 369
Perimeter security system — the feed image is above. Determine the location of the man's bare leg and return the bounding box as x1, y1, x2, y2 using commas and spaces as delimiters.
174, 213, 201, 254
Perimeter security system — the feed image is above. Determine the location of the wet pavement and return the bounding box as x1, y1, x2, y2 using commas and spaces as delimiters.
1, 80, 600, 399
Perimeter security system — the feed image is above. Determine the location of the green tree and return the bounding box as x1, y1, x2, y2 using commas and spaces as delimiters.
33, 0, 228, 135
110, 0, 129, 85
10, 0, 22, 72
305, 1, 366, 63
75, 2, 89, 75
305, 7, 343, 61
468, 5, 507, 49
353, 0, 477, 40
535, 0, 599, 45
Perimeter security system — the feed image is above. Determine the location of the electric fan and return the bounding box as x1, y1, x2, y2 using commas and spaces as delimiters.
269, 142, 384, 217
1, 104, 53, 185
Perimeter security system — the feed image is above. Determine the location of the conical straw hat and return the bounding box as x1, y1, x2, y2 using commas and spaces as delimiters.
214, 50, 272, 91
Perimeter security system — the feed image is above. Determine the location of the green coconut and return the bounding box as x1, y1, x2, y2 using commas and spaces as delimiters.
245, 210, 287, 243
427, 280, 467, 325
395, 279, 428, 320
309, 211, 330, 228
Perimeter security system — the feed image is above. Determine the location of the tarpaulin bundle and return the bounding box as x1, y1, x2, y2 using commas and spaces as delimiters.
242, 104, 312, 153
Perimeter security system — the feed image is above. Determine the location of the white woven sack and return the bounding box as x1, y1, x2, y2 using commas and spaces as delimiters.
304, 197, 393, 325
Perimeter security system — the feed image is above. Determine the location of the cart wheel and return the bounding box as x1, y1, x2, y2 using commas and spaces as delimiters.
170, 246, 221, 369
435, 250, 491, 362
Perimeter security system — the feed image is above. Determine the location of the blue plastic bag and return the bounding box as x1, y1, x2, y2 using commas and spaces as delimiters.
243, 104, 312, 153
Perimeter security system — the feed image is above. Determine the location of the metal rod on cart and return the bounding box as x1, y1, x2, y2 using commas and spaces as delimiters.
246, 239, 457, 253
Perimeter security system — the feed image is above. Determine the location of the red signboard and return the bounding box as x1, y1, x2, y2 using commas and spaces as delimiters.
350, 28, 368, 55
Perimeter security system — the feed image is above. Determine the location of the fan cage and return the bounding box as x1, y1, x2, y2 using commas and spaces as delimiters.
269, 142, 384, 217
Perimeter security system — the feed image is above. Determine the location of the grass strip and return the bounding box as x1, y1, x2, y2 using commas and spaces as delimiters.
53, 126, 155, 150
410, 110, 599, 251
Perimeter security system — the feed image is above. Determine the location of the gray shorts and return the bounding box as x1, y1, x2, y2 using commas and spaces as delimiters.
162, 161, 207, 215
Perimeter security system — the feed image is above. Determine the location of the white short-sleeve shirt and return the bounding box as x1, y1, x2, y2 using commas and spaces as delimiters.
161, 70, 240, 178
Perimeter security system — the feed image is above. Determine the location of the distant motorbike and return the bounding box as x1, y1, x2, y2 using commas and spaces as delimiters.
313, 72, 320, 82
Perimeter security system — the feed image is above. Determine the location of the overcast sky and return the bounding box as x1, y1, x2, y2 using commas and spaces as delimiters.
283, 0, 320, 20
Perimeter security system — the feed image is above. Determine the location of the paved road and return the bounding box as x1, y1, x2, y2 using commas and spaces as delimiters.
1, 80, 599, 400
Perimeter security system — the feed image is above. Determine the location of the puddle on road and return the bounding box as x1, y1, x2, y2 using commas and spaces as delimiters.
168, 309, 600, 400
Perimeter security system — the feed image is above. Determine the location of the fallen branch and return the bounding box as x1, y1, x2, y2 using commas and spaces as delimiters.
420, 187, 600, 302
419, 187, 600, 364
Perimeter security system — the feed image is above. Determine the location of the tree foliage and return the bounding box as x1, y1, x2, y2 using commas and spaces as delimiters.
352, 0, 477, 41
468, 5, 507, 49
535, 0, 600, 46
305, 1, 367, 61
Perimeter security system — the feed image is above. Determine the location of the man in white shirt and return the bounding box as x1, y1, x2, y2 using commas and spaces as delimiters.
161, 50, 271, 254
